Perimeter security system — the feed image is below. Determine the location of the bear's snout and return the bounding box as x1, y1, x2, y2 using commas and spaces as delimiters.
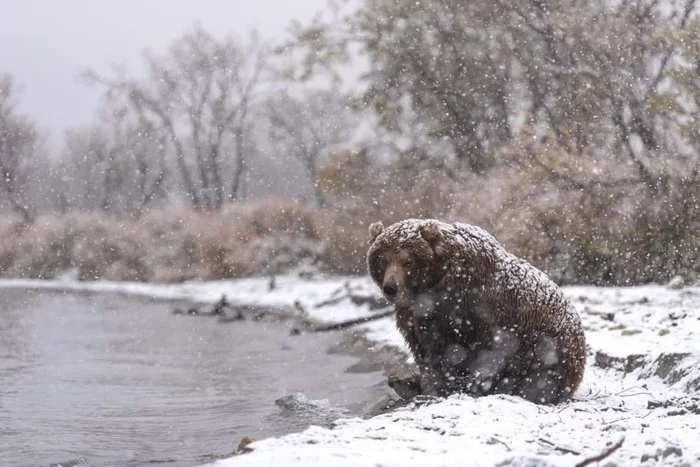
382, 262, 406, 302
382, 281, 398, 299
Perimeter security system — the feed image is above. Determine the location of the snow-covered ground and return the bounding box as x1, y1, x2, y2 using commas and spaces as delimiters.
2, 276, 699, 466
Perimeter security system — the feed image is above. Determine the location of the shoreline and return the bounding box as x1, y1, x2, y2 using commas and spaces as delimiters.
3, 277, 700, 466
0, 282, 400, 467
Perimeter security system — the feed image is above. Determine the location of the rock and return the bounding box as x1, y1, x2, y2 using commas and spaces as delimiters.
687, 376, 700, 392
661, 446, 683, 458
237, 436, 255, 453
668, 275, 685, 290
647, 396, 700, 414
648, 400, 670, 409
49, 459, 92, 467
653, 353, 691, 383
388, 372, 422, 400
595, 351, 698, 391
594, 352, 646, 373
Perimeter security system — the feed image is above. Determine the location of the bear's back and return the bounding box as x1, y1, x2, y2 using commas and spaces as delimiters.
452, 222, 582, 336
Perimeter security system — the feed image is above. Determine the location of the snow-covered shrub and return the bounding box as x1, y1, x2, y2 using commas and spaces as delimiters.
69, 213, 150, 281
1, 171, 698, 285
138, 207, 206, 282
315, 152, 459, 275
0, 214, 73, 278
448, 138, 700, 285
193, 198, 323, 279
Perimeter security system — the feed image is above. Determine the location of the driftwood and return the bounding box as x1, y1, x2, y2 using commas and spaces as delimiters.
314, 293, 389, 311
173, 288, 394, 332
172, 295, 244, 320
311, 309, 395, 332
171, 306, 201, 316
291, 308, 395, 335
289, 285, 393, 334
537, 438, 581, 456
314, 284, 389, 311
575, 437, 625, 467
537, 437, 624, 465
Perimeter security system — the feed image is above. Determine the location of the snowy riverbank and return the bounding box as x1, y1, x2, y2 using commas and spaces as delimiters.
2, 276, 699, 466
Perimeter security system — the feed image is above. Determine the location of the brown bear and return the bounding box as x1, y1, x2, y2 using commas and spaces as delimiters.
367, 219, 586, 404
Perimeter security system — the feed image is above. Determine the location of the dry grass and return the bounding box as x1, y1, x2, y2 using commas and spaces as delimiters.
0, 199, 327, 282
1, 159, 699, 285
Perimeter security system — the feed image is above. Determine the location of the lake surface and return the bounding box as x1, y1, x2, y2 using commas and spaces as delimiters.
0, 288, 384, 467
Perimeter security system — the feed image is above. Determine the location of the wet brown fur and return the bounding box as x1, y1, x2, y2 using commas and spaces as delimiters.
367, 219, 587, 404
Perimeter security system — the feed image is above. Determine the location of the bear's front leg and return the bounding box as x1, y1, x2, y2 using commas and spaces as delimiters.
418, 363, 449, 397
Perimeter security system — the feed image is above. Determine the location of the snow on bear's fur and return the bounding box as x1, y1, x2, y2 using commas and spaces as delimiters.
367, 219, 586, 404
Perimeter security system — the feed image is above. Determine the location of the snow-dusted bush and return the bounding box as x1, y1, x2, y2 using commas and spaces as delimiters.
446, 139, 700, 285
0, 198, 330, 282
0, 214, 73, 279
1, 173, 698, 285
313, 140, 700, 285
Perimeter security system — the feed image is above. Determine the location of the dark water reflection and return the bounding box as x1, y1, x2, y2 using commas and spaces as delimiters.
0, 289, 383, 467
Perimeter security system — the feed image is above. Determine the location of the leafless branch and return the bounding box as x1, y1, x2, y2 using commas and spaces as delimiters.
537, 438, 582, 456
575, 437, 625, 467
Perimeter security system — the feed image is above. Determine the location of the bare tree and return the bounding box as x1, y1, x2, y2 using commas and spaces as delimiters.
289, 0, 700, 186
62, 126, 119, 212
265, 89, 357, 205
660, 14, 700, 170
506, 0, 699, 190
61, 104, 168, 214
0, 74, 39, 222
86, 26, 266, 211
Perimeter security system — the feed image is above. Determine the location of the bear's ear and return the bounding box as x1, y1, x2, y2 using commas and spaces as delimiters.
368, 221, 385, 244
419, 221, 442, 247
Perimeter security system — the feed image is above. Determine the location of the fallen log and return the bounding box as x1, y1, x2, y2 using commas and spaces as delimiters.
292, 309, 394, 334
172, 295, 243, 320
575, 437, 624, 467
312, 283, 389, 311
313, 292, 388, 311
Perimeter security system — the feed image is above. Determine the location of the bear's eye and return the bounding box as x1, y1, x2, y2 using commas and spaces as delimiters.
371, 255, 387, 276
375, 255, 386, 268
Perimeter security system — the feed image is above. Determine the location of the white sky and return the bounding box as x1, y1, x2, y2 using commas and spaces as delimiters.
0, 0, 327, 146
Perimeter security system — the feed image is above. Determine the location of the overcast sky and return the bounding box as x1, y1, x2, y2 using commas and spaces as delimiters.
0, 0, 327, 147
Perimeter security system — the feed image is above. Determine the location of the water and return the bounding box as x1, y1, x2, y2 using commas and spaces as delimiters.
0, 288, 384, 467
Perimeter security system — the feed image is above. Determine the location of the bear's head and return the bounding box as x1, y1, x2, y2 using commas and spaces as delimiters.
366, 219, 447, 306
